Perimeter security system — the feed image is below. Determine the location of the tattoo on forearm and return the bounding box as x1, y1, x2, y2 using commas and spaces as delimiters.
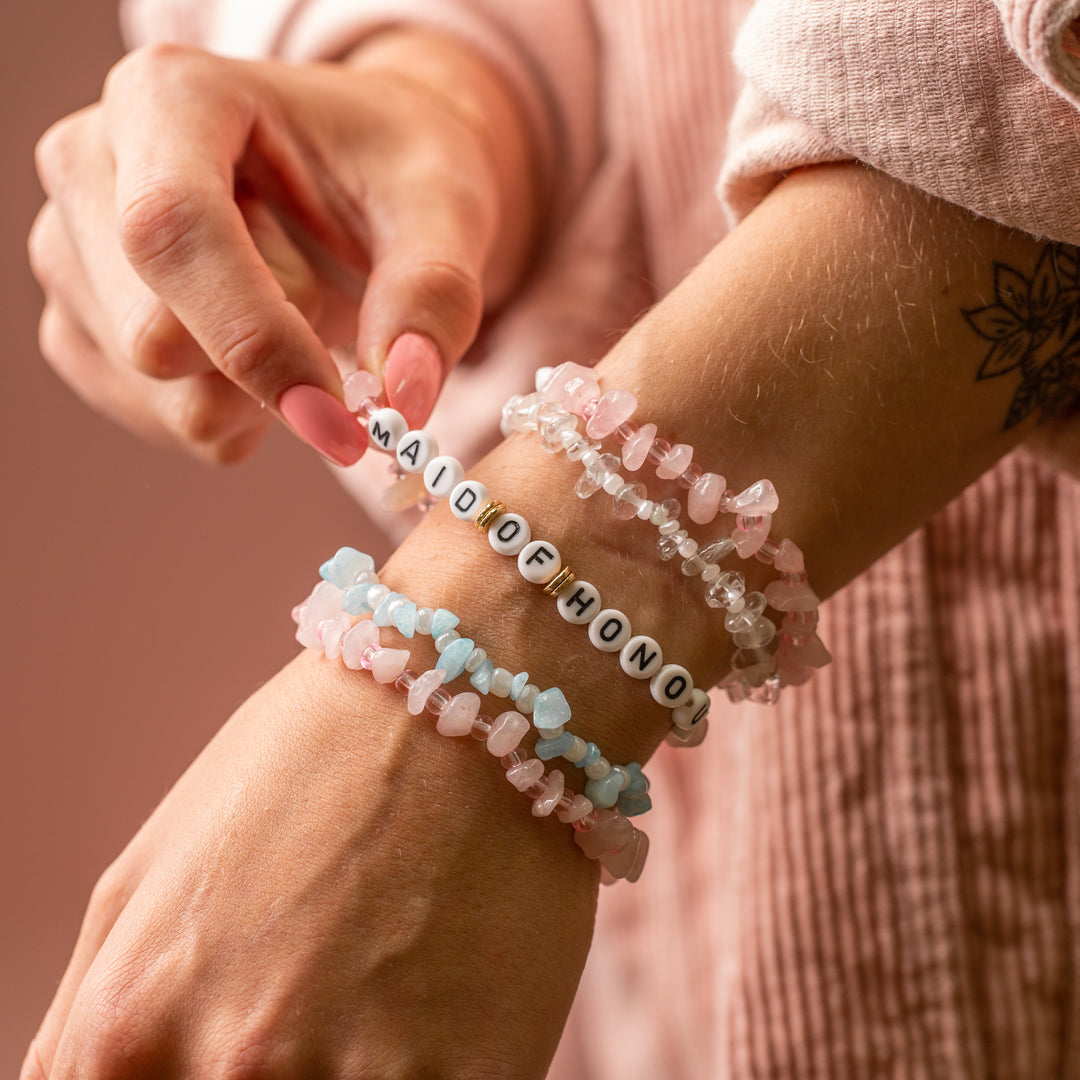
965, 243, 1080, 430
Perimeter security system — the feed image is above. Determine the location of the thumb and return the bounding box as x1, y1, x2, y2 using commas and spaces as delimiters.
356, 199, 489, 429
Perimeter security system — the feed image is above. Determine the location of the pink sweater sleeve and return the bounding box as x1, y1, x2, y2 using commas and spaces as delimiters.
119, 0, 600, 224
721, 0, 1080, 245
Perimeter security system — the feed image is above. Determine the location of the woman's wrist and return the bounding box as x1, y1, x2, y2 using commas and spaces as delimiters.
344, 28, 544, 304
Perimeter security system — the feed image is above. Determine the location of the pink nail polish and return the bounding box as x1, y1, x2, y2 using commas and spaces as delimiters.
384, 333, 443, 429
279, 385, 368, 466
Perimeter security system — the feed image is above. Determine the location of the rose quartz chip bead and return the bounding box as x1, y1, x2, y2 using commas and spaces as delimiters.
583, 390, 637, 439
486, 711, 530, 756
343, 369, 383, 412
539, 361, 601, 413
407, 668, 447, 715
436, 691, 481, 736
341, 619, 381, 669
620, 422, 657, 471
369, 648, 409, 683
655, 442, 693, 480
506, 757, 545, 791
731, 513, 772, 558
532, 770, 565, 817
688, 471, 726, 524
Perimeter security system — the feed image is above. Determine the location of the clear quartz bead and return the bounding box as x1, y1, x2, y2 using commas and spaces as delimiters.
732, 616, 777, 649
650, 498, 681, 526
657, 530, 688, 560
541, 414, 577, 452
724, 591, 767, 632
681, 555, 708, 577
575, 468, 604, 499
612, 482, 647, 520
705, 570, 745, 609
602, 472, 623, 495
700, 537, 736, 564
588, 452, 621, 479
564, 433, 599, 462
678, 537, 699, 558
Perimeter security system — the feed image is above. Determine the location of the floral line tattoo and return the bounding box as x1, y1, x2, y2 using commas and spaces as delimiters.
964, 243, 1080, 430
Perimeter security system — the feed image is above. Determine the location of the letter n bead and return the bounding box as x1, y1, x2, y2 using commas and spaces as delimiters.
619, 635, 663, 679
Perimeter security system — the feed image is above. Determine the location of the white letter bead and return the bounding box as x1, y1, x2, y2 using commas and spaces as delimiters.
423, 455, 465, 498
619, 634, 664, 679
395, 430, 438, 473
517, 540, 562, 584
367, 407, 408, 452
672, 687, 711, 730
489, 513, 531, 556
650, 664, 694, 708
557, 580, 601, 625
588, 609, 632, 652
449, 480, 489, 521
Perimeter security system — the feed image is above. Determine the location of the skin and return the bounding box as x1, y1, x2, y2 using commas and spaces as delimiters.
24, 29, 1080, 1080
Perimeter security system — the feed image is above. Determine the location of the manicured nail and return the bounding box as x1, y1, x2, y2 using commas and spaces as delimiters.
384, 333, 443, 429
278, 384, 368, 466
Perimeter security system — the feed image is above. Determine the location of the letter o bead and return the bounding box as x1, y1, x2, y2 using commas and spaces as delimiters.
671, 686, 711, 730
423, 455, 464, 499
587, 609, 631, 652
649, 664, 694, 708
489, 513, 531, 556
619, 634, 663, 679
517, 540, 562, 584
367, 407, 408, 452
449, 480, 489, 521
396, 430, 438, 473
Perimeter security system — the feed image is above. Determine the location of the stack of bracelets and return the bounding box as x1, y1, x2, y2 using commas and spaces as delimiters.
292, 361, 831, 884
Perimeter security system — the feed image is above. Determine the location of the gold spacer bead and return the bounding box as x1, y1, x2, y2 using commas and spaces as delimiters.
474, 500, 505, 532
543, 566, 577, 597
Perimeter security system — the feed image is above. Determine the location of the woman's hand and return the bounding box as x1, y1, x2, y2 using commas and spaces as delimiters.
29, 34, 540, 464
21, 648, 597, 1080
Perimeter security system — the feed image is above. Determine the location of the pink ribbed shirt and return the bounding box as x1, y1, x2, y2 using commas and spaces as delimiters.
121, 1, 1080, 1075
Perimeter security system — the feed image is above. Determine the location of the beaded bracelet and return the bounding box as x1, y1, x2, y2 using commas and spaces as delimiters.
317, 547, 653, 816
292, 575, 649, 883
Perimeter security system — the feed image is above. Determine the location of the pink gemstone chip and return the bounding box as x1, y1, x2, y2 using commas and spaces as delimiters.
688, 472, 725, 524
506, 757, 546, 792
436, 692, 481, 736
574, 809, 635, 859
532, 769, 565, 817
731, 513, 772, 558
764, 579, 820, 613
621, 422, 657, 472
486, 711, 530, 757
773, 538, 806, 573
539, 362, 601, 413
556, 793, 594, 824
406, 668, 447, 715
341, 620, 380, 669
343, 369, 383, 412
584, 390, 637, 439
655, 442, 693, 480
732, 479, 779, 516
371, 647, 410, 684
599, 829, 649, 882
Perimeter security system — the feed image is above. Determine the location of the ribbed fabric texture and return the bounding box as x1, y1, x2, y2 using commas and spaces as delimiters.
121, 1, 1080, 1075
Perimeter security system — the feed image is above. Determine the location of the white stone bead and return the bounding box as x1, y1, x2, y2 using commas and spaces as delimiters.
556, 580, 601, 625
538, 724, 566, 739
395, 430, 438, 473
649, 664, 694, 708
490, 667, 514, 696
366, 584, 390, 609
636, 500, 655, 521
614, 766, 631, 792
701, 564, 721, 584
619, 634, 664, 679
602, 472, 623, 495
415, 607, 435, 634
464, 647, 487, 673
434, 629, 460, 651
517, 540, 562, 584
658, 518, 682, 536
580, 448, 601, 469
449, 480, 490, 521
423, 455, 465, 499
488, 513, 531, 556
584, 756, 611, 779
588, 609, 632, 652
516, 685, 539, 713
534, 365, 554, 392
672, 687, 711, 730
564, 736, 588, 763
728, 595, 746, 614
678, 537, 699, 558
367, 407, 409, 452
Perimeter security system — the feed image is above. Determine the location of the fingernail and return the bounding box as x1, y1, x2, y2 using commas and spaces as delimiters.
384, 333, 443, 429
279, 385, 368, 466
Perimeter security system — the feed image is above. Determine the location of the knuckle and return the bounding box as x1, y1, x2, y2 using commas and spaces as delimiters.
27, 210, 59, 288
34, 115, 82, 195
215, 319, 283, 387
118, 181, 208, 271
409, 259, 484, 339
122, 299, 189, 378
38, 306, 71, 371
18, 1039, 48, 1080
103, 42, 198, 99
169, 389, 227, 445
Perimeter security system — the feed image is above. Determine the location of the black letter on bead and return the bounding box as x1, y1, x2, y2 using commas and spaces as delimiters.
495, 519, 522, 543
429, 464, 447, 489
627, 642, 658, 673
525, 545, 555, 566
561, 586, 596, 619
399, 438, 420, 466
454, 486, 478, 515
662, 674, 688, 701
599, 617, 625, 642
687, 701, 709, 726
369, 419, 393, 449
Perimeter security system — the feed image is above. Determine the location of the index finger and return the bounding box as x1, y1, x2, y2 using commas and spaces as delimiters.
102, 46, 368, 465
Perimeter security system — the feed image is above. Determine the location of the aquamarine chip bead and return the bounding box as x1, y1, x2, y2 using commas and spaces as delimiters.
319, 547, 375, 588
576, 742, 601, 769
343, 583, 377, 615
534, 732, 575, 761
372, 591, 407, 626
618, 792, 653, 817
622, 762, 649, 798
585, 771, 623, 809
469, 658, 495, 693
429, 608, 460, 638
436, 636, 475, 680
391, 601, 418, 638
510, 671, 530, 700
532, 687, 572, 730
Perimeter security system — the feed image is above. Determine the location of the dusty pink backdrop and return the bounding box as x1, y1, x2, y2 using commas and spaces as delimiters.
0, 3, 387, 1071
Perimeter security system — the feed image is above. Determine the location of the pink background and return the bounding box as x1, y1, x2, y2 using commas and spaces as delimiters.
0, 3, 384, 1070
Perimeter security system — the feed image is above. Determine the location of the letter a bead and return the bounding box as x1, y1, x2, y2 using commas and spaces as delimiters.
395, 430, 438, 473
